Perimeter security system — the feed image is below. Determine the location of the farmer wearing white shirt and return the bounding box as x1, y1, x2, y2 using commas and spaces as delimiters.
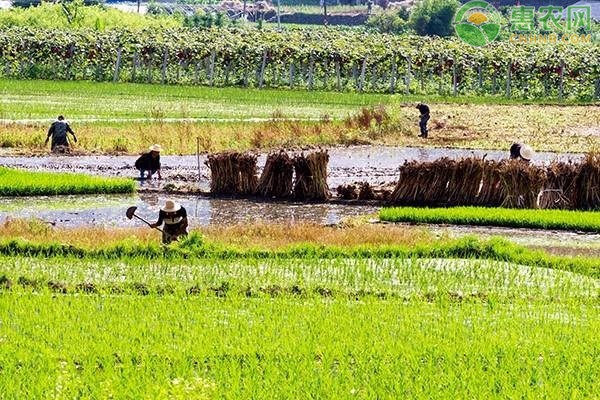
150, 200, 188, 244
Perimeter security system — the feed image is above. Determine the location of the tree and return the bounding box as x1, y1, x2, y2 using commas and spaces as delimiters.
409, 0, 459, 37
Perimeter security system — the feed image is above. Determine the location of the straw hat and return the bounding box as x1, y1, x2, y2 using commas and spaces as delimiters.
519, 145, 535, 161
149, 144, 162, 152
162, 200, 181, 213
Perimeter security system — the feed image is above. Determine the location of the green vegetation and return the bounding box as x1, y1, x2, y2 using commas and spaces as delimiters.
0, 79, 598, 155
409, 0, 459, 37
0, 244, 598, 398
0, 222, 598, 397
1, 234, 599, 278
380, 206, 600, 232
0, 167, 135, 196
0, 26, 597, 99
366, 7, 410, 34
0, 2, 180, 30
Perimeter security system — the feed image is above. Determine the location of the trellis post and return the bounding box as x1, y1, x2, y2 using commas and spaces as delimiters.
358, 57, 367, 92
389, 56, 396, 94
405, 57, 411, 94
505, 61, 511, 98
113, 46, 122, 83
161, 48, 168, 84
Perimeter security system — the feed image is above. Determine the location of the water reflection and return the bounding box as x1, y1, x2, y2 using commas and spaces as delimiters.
0, 194, 379, 228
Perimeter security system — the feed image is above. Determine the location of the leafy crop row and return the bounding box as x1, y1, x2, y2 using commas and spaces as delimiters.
1, 26, 598, 98
0, 167, 135, 196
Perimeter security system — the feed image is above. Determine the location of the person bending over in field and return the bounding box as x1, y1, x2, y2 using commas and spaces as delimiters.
45, 115, 77, 153
151, 199, 188, 244
509, 143, 534, 163
135, 144, 162, 180
416, 103, 430, 138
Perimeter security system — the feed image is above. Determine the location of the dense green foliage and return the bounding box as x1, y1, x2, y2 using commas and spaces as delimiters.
0, 26, 597, 98
0, 167, 135, 196
380, 206, 600, 232
0, 2, 179, 30
366, 8, 410, 34
409, 0, 459, 37
0, 252, 598, 398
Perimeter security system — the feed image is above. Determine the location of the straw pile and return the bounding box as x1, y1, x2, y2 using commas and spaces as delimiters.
238, 153, 259, 194
205, 152, 258, 195
358, 182, 375, 200
336, 184, 358, 200
256, 151, 294, 198
389, 159, 450, 205
390, 158, 494, 206
499, 160, 546, 208
293, 150, 330, 200
445, 158, 488, 205
539, 161, 578, 209
476, 161, 504, 206
575, 152, 600, 209
390, 157, 547, 208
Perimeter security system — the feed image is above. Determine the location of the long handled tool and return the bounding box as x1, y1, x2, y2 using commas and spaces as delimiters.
126, 206, 165, 234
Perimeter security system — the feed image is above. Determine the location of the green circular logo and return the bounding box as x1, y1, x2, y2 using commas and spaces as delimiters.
454, 0, 501, 47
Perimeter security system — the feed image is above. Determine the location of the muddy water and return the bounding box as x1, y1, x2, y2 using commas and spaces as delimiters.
0, 193, 378, 227
0, 146, 584, 190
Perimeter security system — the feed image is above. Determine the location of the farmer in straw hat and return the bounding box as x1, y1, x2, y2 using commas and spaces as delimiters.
509, 143, 535, 163
150, 199, 188, 244
135, 144, 162, 179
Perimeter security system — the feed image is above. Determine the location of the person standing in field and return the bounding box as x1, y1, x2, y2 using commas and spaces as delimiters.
150, 199, 188, 244
416, 103, 430, 138
45, 115, 77, 152
135, 144, 162, 180
509, 143, 534, 163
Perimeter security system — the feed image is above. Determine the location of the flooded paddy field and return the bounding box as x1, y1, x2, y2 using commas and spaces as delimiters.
0, 146, 583, 189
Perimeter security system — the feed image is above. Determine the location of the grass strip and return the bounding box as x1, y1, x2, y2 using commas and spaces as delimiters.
0, 234, 598, 278
0, 167, 135, 196
380, 206, 600, 232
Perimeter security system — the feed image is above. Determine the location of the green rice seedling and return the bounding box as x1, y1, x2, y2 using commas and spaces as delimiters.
0, 234, 599, 279
0, 288, 598, 398
0, 167, 135, 196
380, 206, 600, 232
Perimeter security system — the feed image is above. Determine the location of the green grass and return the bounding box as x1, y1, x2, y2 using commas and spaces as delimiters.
0, 252, 598, 398
380, 206, 600, 232
0, 79, 594, 122
0, 167, 135, 196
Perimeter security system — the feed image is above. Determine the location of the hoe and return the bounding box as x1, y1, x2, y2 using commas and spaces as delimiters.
126, 206, 165, 234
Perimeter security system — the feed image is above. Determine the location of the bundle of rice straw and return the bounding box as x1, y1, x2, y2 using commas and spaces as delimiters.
256, 151, 294, 198
293, 150, 330, 200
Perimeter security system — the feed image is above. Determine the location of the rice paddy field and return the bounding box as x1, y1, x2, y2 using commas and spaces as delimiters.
0, 232, 599, 398
1, 48, 599, 399
0, 79, 598, 154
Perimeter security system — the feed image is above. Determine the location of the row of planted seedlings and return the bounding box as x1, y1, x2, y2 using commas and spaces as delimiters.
389, 153, 600, 209
205, 150, 330, 200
